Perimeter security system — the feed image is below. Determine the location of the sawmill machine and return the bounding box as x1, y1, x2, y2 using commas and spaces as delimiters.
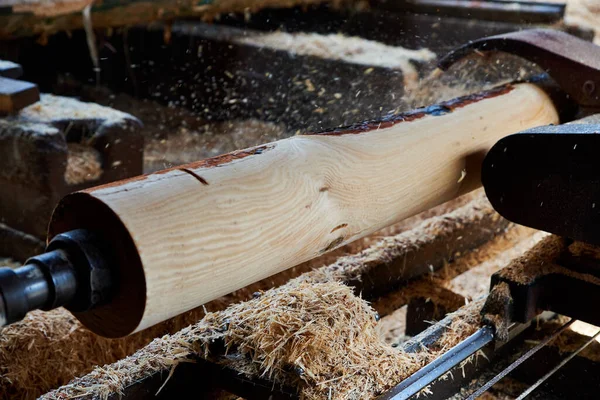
2, 1, 600, 398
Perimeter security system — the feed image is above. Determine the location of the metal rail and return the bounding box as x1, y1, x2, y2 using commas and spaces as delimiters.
379, 325, 495, 400
515, 326, 600, 399
466, 319, 574, 399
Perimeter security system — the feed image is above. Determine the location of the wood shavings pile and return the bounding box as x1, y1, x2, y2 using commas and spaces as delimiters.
211, 281, 420, 399
43, 280, 488, 400
20, 94, 133, 124
0, 306, 210, 400
0, 308, 132, 400
65, 143, 103, 185
430, 298, 484, 355
235, 32, 435, 88
41, 281, 420, 400
496, 235, 600, 285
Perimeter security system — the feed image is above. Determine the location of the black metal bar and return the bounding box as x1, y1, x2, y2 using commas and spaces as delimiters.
378, 0, 565, 24
379, 325, 495, 400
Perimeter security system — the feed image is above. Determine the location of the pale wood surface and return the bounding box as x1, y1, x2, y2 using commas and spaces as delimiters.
50, 83, 559, 336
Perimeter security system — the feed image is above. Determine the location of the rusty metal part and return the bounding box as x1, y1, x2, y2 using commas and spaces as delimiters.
438, 29, 600, 109
0, 76, 39, 114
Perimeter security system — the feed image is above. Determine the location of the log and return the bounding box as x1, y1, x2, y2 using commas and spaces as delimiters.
48, 82, 559, 337
0, 0, 344, 40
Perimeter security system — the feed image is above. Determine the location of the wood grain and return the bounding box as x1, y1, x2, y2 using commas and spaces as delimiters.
49, 82, 559, 337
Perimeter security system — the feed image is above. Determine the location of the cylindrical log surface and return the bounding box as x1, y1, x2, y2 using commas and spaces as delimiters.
49, 83, 559, 337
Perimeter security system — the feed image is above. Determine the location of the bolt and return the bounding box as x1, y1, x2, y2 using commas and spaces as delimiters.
583, 80, 596, 96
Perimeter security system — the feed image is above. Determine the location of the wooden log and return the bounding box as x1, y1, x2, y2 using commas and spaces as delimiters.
0, 0, 343, 40
48, 82, 559, 337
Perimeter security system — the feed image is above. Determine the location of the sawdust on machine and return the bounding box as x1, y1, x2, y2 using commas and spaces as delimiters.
235, 31, 436, 89
64, 143, 103, 185
404, 52, 544, 109
497, 235, 600, 286
42, 280, 486, 400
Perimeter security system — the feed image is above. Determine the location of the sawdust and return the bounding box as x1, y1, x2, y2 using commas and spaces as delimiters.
41, 282, 418, 400
404, 52, 542, 109
0, 309, 133, 400
43, 282, 486, 400
565, 0, 600, 44
432, 298, 484, 354
0, 306, 209, 400
235, 32, 435, 89
0, 257, 20, 269
497, 235, 600, 287
64, 143, 103, 185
